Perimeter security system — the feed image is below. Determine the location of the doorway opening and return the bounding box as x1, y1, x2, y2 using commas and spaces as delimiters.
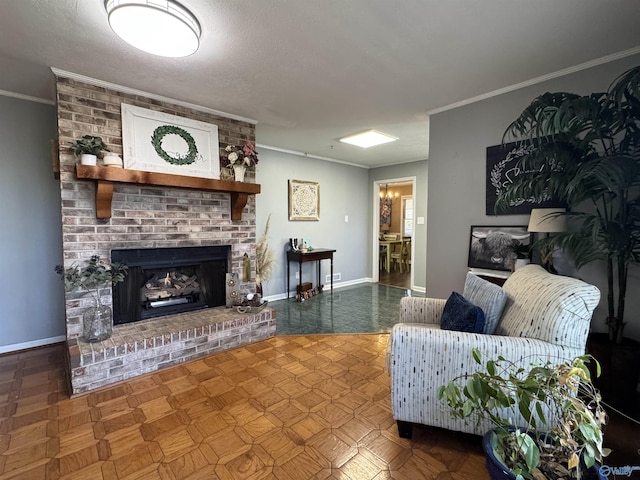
373, 178, 415, 289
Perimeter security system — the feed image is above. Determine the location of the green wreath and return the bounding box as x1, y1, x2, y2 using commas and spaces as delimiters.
151, 125, 199, 165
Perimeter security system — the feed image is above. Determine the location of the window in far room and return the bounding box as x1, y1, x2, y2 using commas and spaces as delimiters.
402, 196, 413, 237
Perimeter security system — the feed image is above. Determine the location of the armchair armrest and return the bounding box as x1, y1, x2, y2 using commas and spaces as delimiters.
388, 323, 583, 435
399, 297, 446, 325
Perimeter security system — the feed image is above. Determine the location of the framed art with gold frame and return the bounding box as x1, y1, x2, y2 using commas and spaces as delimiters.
288, 179, 320, 221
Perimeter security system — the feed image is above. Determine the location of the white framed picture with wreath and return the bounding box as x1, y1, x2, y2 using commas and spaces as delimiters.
121, 104, 219, 179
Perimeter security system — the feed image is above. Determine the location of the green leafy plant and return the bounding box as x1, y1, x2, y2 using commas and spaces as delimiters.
71, 135, 110, 156
55, 255, 128, 303
511, 240, 531, 260
496, 65, 640, 344
438, 349, 608, 480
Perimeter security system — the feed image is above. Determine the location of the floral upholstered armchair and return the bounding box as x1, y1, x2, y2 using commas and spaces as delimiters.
387, 264, 600, 439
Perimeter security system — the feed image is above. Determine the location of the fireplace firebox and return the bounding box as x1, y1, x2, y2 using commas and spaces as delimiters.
112, 246, 230, 325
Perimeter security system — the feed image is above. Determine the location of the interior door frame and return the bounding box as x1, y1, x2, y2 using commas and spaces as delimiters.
372, 176, 416, 288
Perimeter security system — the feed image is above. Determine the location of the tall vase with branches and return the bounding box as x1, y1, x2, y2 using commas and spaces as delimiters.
255, 214, 275, 296
55, 255, 128, 342
496, 65, 640, 346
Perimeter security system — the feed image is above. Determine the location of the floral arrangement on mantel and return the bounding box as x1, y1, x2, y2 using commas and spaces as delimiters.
221, 140, 259, 169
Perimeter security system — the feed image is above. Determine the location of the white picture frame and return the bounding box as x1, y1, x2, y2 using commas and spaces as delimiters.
121, 104, 220, 179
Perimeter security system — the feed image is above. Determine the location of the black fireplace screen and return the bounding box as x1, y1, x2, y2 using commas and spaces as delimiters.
111, 246, 230, 325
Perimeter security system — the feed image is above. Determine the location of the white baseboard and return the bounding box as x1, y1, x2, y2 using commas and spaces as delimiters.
0, 335, 66, 355
364, 277, 425, 294
265, 277, 371, 302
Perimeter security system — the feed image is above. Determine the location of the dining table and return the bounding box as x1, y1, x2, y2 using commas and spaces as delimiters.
379, 237, 410, 273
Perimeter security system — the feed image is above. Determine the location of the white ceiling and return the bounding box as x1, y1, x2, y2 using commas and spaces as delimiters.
1, 1, 639, 168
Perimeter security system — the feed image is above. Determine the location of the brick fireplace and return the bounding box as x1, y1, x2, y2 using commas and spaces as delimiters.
111, 245, 231, 324
55, 74, 275, 394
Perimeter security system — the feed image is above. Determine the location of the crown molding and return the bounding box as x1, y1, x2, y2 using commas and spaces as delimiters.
427, 46, 640, 115
51, 68, 258, 125
256, 143, 369, 169
0, 89, 55, 106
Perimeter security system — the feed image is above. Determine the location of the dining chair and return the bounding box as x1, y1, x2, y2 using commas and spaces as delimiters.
401, 239, 411, 271
390, 235, 403, 272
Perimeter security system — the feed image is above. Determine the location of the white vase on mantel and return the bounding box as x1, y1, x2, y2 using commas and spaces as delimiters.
233, 164, 246, 182
514, 258, 530, 271
80, 153, 97, 166
102, 152, 123, 168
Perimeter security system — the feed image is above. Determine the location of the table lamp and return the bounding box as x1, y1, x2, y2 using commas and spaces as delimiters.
527, 208, 567, 272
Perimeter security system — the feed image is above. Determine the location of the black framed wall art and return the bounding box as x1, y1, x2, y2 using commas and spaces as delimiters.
486, 140, 558, 215
468, 225, 532, 271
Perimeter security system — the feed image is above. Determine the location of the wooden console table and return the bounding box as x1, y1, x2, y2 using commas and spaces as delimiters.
287, 249, 336, 299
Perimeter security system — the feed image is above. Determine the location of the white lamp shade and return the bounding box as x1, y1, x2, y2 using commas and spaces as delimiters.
528, 208, 567, 233
105, 0, 201, 57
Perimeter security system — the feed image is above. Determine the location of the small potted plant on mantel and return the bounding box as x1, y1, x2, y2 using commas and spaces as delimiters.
71, 134, 109, 166
438, 349, 608, 480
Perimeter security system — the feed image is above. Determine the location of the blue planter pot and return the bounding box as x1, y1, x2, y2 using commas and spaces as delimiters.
482, 429, 605, 480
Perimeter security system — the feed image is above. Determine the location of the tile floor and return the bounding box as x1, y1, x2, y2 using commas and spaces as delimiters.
272, 284, 419, 336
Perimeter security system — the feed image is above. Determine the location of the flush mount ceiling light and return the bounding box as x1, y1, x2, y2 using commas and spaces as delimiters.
339, 129, 398, 149
105, 0, 201, 57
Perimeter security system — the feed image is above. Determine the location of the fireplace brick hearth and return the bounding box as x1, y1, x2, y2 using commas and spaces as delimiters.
68, 306, 275, 394
55, 74, 272, 394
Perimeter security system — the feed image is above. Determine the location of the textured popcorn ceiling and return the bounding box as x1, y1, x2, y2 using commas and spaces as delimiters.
1, 0, 639, 167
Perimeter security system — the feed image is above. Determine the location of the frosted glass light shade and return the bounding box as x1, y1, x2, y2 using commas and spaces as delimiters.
339, 129, 398, 148
105, 0, 201, 57
528, 208, 567, 233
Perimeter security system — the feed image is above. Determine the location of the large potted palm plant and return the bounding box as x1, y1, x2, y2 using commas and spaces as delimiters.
496, 65, 640, 409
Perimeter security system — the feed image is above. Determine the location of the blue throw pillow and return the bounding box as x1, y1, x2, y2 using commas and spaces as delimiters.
462, 273, 507, 334
440, 292, 485, 333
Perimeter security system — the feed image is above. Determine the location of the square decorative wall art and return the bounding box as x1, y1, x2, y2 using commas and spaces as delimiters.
289, 180, 320, 221
121, 104, 219, 179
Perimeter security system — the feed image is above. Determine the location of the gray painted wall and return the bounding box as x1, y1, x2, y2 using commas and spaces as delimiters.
255, 149, 370, 297
427, 54, 640, 341
0, 96, 65, 351
5, 55, 638, 351
369, 160, 428, 291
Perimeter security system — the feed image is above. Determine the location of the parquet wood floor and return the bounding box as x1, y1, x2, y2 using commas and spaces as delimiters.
0, 334, 488, 480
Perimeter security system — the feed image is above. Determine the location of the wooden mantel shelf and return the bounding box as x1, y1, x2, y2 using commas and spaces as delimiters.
76, 165, 261, 221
